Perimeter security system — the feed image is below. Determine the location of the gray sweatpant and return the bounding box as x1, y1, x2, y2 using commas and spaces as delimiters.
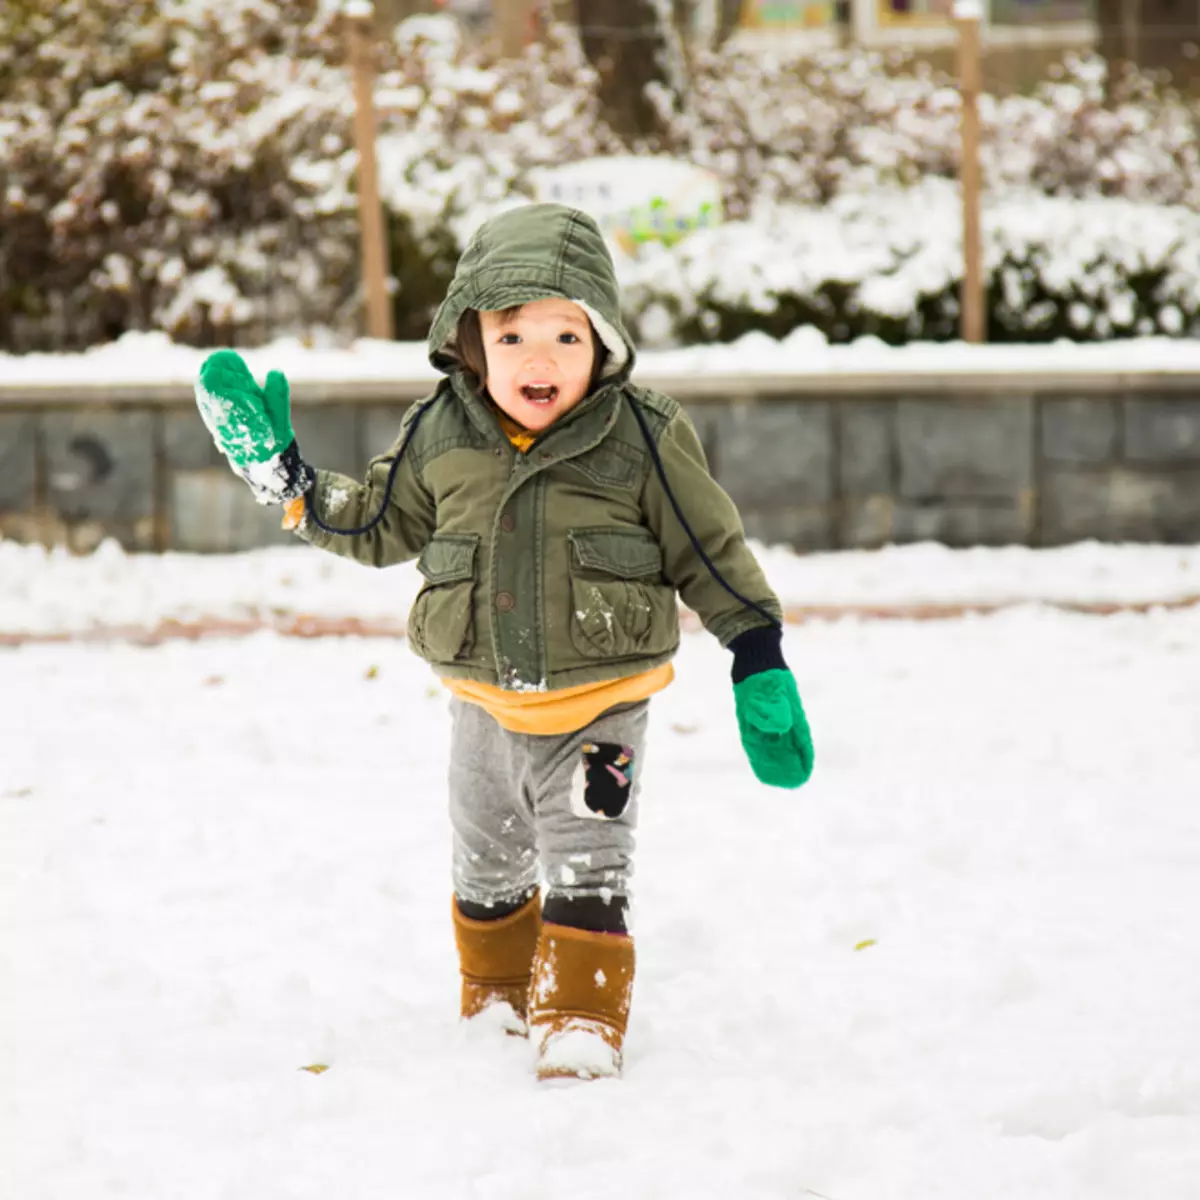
448, 697, 649, 913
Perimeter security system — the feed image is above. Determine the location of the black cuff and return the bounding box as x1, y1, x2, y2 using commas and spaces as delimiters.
280, 440, 316, 501
455, 890, 537, 921
729, 625, 786, 684
542, 891, 628, 934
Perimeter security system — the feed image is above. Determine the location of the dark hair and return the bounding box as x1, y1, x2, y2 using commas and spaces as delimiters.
452, 306, 609, 395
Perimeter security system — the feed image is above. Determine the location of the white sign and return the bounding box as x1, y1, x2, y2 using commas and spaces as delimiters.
533, 157, 723, 256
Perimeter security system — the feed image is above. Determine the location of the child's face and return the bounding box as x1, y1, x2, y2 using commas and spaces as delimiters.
479, 298, 595, 432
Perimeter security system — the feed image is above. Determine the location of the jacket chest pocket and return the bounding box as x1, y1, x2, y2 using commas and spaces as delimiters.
565, 444, 640, 488
568, 527, 678, 659
409, 533, 479, 661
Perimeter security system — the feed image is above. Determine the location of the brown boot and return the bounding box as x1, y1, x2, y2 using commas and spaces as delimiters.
528, 921, 635, 1081
452, 895, 542, 1035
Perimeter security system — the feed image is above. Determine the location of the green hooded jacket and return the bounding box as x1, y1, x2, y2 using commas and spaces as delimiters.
294, 203, 781, 690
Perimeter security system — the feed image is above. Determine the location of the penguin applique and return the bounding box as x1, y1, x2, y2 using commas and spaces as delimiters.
570, 742, 636, 820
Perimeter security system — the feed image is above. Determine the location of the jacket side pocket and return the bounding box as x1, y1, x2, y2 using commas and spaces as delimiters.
408, 533, 479, 661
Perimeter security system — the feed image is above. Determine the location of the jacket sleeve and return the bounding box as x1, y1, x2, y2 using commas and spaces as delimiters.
291, 417, 436, 569
640, 407, 782, 645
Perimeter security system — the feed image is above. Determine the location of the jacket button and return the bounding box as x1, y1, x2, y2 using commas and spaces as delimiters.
499, 512, 515, 533
495, 591, 515, 612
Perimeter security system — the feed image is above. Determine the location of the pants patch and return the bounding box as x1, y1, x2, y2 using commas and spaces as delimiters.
569, 742, 635, 821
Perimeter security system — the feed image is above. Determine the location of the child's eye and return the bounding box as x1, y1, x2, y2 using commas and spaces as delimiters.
558, 332, 580, 344
497, 333, 520, 344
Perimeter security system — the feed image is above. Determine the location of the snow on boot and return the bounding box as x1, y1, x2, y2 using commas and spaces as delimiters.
529, 922, 635, 1081
452, 894, 542, 1036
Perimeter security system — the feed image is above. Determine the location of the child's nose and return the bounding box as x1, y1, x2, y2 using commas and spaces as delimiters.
523, 342, 558, 370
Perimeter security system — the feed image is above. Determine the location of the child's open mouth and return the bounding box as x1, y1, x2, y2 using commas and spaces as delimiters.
520, 384, 559, 405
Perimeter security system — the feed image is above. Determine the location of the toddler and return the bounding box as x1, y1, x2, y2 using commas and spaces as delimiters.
195, 203, 813, 1081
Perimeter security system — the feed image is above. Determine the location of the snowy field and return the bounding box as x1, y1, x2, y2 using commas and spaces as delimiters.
3, 545, 1200, 1199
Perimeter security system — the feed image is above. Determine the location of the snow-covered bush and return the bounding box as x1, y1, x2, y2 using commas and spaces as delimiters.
986, 59, 1200, 205
370, 25, 1200, 344
374, 18, 621, 234
370, 17, 623, 337
0, 7, 623, 349
0, 0, 360, 350
652, 46, 962, 217
652, 47, 1200, 220
4, 5, 1200, 350
619, 181, 1200, 345
370, 34, 1200, 345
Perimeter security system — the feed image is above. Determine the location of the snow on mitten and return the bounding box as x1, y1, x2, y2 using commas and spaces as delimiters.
729, 627, 814, 789
194, 350, 314, 505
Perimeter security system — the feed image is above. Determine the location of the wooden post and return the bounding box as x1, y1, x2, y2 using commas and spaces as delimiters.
346, 6, 394, 341
851, 0, 873, 46
495, 0, 538, 57
954, 3, 985, 344
1119, 0, 1141, 72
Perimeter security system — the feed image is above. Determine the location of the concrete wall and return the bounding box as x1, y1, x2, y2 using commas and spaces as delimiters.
2, 372, 1199, 553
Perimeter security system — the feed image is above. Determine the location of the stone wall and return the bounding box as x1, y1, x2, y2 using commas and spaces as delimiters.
2, 373, 1199, 552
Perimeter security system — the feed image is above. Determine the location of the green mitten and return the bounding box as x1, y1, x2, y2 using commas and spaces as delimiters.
733, 668, 814, 789
194, 349, 313, 504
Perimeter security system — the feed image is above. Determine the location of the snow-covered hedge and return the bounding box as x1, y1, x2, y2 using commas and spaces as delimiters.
0, 0, 363, 349
3, 5, 1200, 350
654, 49, 1200, 219
619, 181, 1200, 345
0, 7, 618, 348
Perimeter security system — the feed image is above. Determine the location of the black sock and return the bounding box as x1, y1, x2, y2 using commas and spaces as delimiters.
455, 890, 536, 922
542, 892, 628, 934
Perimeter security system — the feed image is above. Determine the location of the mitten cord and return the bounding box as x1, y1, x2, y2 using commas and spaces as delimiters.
625, 395, 782, 634
302, 392, 442, 537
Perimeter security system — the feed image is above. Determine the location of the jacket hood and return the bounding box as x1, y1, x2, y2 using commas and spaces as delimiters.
427, 203, 635, 383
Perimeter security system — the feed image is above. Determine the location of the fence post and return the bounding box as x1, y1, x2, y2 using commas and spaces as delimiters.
1119, 0, 1141, 71
346, 4, 395, 341
495, 0, 538, 56
955, 1, 985, 344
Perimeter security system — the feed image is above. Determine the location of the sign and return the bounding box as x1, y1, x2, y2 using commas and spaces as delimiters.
740, 0, 839, 27
533, 157, 723, 256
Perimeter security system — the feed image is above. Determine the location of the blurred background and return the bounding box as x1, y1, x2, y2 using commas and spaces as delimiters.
1, 0, 1198, 555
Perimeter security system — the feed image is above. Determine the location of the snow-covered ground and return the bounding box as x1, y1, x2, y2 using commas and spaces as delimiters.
2, 543, 1199, 1198
3, 539, 1200, 640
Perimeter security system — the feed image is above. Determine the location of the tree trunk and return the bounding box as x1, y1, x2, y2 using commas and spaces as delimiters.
1094, 0, 1139, 76
714, 0, 743, 47
1094, 0, 1146, 97
572, 0, 674, 142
